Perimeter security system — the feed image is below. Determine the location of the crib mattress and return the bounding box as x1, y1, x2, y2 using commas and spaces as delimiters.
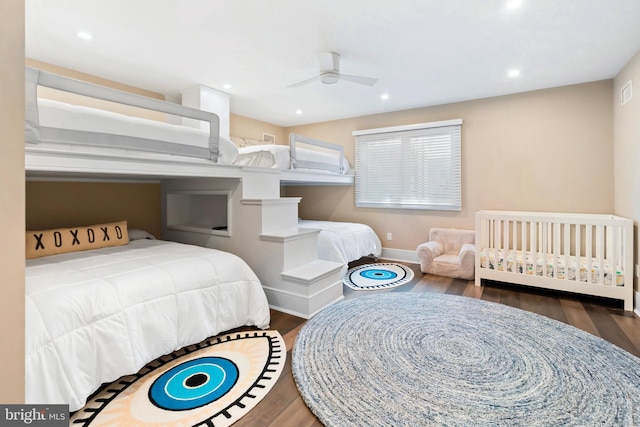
479, 248, 624, 286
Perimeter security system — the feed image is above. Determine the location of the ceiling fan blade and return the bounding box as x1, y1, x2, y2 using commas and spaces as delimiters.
316, 51, 340, 72
339, 74, 379, 86
287, 75, 321, 88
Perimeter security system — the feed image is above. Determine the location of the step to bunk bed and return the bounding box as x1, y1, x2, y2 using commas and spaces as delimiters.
268, 260, 344, 319
259, 227, 344, 319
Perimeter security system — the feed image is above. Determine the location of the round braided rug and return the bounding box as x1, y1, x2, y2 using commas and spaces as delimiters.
292, 293, 640, 427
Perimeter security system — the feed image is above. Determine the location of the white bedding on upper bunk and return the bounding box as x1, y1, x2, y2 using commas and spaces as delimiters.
38, 98, 210, 149
298, 220, 382, 268
25, 238, 270, 411
237, 144, 350, 174
35, 98, 350, 173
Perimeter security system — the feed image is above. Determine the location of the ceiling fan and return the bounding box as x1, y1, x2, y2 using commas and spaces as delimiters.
287, 52, 378, 88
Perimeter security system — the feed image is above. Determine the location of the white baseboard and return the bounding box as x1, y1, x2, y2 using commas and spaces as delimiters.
380, 248, 419, 264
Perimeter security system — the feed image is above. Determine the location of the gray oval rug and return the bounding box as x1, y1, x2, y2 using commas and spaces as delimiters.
292, 293, 640, 426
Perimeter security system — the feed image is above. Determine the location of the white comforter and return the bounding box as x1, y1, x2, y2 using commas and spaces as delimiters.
25, 239, 270, 411
298, 220, 382, 270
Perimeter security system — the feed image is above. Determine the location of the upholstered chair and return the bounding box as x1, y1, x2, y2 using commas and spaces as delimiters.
416, 228, 475, 280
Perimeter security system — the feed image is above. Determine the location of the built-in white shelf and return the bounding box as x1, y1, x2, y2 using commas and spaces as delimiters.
166, 190, 232, 237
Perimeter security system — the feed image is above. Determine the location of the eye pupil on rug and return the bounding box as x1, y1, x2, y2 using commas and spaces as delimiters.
149, 356, 239, 411
185, 373, 209, 388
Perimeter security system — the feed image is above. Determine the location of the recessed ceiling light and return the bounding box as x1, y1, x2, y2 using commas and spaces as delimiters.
223, 84, 231, 90
507, 69, 520, 78
381, 93, 389, 100
506, 0, 523, 9
77, 31, 93, 40
295, 109, 302, 115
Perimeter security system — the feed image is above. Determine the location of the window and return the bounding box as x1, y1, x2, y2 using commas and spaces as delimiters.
353, 119, 462, 211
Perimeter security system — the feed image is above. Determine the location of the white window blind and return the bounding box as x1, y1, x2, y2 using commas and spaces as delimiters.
354, 119, 462, 210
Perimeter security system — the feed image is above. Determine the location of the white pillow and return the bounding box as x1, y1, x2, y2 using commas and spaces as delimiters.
128, 229, 156, 240
217, 136, 239, 164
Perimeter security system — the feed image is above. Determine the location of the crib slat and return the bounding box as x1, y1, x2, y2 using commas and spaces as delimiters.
521, 220, 527, 275
610, 226, 618, 286
542, 222, 548, 277
575, 225, 582, 282
513, 221, 518, 274
504, 220, 510, 272
586, 225, 593, 284
531, 222, 537, 277
564, 223, 570, 281
495, 219, 502, 270
597, 225, 605, 285
552, 223, 560, 279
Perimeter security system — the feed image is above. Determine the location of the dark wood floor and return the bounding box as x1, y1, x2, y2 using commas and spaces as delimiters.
233, 261, 640, 427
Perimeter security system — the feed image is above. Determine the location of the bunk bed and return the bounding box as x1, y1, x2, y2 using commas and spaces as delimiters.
25, 67, 353, 185
25, 226, 270, 411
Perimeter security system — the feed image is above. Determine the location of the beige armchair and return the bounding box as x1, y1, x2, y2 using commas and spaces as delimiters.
417, 228, 475, 280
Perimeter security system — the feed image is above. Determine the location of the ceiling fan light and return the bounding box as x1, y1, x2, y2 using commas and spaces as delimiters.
320, 72, 339, 84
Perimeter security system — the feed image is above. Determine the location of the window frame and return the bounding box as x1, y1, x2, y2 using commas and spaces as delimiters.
353, 119, 462, 211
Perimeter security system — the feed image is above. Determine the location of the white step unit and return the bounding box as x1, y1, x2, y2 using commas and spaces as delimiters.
162, 172, 345, 318
181, 84, 230, 139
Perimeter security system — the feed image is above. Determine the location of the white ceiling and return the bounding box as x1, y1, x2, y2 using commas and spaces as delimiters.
25, 0, 640, 127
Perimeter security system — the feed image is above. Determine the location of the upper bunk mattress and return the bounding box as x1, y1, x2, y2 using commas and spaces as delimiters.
37, 97, 211, 153
35, 98, 350, 173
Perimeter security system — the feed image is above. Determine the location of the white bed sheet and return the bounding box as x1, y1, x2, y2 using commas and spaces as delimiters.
298, 220, 382, 272
38, 98, 210, 149
25, 239, 270, 411
36, 98, 351, 174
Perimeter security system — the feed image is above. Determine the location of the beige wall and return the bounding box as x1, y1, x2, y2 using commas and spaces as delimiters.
614, 48, 640, 294
0, 0, 25, 404
284, 81, 615, 251
26, 182, 162, 239
230, 113, 287, 145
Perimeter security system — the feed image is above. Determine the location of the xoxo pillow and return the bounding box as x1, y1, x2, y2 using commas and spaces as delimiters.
26, 220, 129, 259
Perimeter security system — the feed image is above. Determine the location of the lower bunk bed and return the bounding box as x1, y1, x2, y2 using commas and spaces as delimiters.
475, 210, 634, 311
25, 224, 270, 411
298, 219, 382, 275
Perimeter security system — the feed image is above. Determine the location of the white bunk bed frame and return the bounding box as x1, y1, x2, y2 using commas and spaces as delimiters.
26, 67, 220, 160
25, 67, 353, 185
23, 67, 352, 320
475, 210, 634, 311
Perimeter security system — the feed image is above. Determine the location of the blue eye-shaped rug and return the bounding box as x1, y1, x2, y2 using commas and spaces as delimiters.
70, 330, 285, 426
343, 262, 415, 290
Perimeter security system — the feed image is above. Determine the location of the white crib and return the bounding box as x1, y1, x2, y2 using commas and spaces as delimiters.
475, 210, 634, 311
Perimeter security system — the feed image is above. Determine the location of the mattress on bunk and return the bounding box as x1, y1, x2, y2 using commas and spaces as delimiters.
479, 248, 624, 286
238, 144, 291, 168
37, 98, 211, 149
36, 98, 350, 173
298, 219, 382, 266
239, 144, 351, 175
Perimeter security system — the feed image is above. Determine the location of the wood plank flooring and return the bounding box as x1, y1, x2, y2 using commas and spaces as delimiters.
233, 261, 640, 427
